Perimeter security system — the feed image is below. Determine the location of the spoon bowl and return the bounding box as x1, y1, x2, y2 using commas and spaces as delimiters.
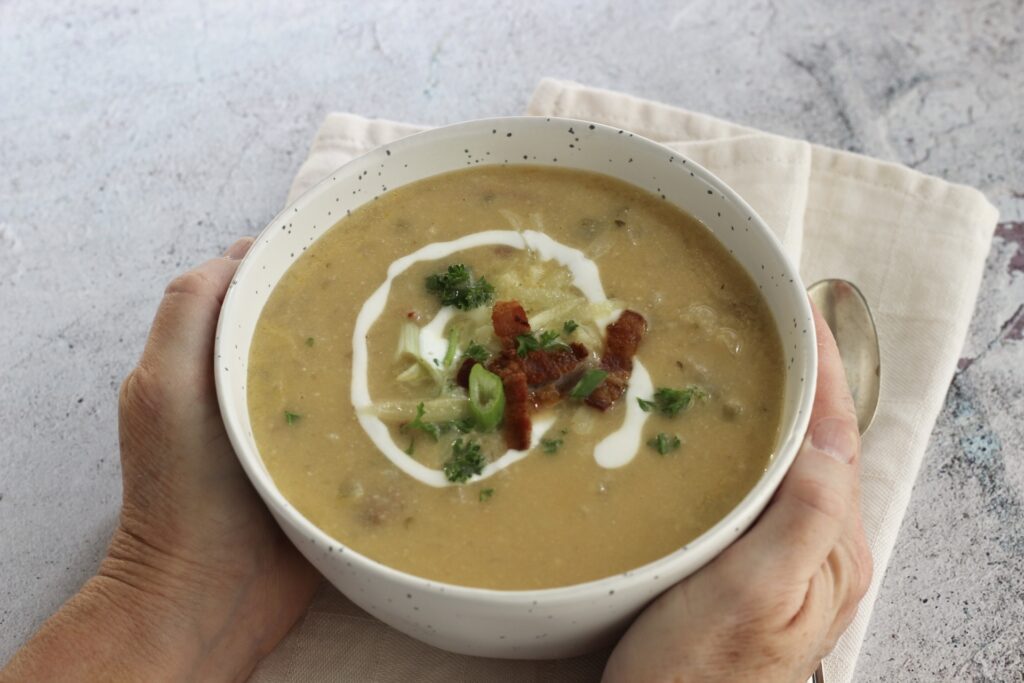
808, 278, 881, 435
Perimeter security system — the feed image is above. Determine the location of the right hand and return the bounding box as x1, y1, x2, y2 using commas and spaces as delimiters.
603, 303, 873, 682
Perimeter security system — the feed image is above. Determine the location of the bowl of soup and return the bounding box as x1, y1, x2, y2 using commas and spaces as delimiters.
214, 116, 816, 659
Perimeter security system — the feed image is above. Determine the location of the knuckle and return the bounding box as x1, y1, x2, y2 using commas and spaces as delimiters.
118, 366, 172, 459
164, 269, 217, 301
852, 535, 874, 600
834, 531, 873, 621
119, 365, 164, 421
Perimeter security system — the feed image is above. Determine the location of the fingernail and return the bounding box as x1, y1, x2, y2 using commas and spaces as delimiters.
809, 417, 859, 464
224, 238, 252, 260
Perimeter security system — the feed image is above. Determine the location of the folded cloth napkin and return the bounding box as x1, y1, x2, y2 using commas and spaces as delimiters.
254, 79, 999, 683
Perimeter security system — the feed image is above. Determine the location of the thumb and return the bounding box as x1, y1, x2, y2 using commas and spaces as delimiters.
135, 237, 253, 408
719, 302, 861, 588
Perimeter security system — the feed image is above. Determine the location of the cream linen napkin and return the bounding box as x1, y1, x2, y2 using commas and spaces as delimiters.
253, 79, 998, 683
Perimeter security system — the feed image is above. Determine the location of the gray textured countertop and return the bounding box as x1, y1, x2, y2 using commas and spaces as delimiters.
2, 1, 1022, 679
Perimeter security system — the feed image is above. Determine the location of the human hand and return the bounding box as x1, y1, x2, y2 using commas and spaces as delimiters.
603, 303, 873, 683
3, 239, 319, 682
108, 237, 321, 677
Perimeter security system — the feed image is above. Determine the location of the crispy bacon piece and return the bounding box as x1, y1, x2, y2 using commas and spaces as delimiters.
586, 310, 648, 411
585, 374, 628, 411
603, 310, 646, 366
532, 383, 562, 409
487, 347, 532, 450
499, 365, 532, 450
491, 300, 532, 340
527, 341, 591, 406
487, 301, 534, 450
523, 346, 582, 385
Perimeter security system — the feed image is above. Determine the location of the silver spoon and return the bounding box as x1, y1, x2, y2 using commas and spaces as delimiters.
808, 278, 881, 434
805, 278, 881, 683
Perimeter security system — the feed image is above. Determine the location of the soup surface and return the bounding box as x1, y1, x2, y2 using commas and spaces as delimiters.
248, 166, 784, 590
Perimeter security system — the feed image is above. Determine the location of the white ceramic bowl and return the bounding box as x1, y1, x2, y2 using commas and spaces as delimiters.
214, 116, 816, 659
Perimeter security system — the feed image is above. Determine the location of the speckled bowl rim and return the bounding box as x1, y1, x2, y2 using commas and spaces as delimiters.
215, 115, 817, 605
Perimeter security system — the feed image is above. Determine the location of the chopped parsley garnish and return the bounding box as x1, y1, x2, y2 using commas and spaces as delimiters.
443, 438, 486, 483
404, 402, 441, 441
648, 433, 681, 455
569, 369, 609, 399
563, 320, 579, 334
541, 437, 563, 454
305, 336, 315, 347
425, 264, 495, 310
442, 417, 475, 434
637, 397, 656, 412
515, 329, 568, 357
479, 488, 495, 502
515, 334, 538, 356
464, 341, 491, 363
644, 386, 709, 417
404, 439, 415, 455
539, 329, 562, 348
284, 410, 301, 425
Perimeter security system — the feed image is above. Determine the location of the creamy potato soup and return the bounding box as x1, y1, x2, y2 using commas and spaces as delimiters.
248, 166, 784, 590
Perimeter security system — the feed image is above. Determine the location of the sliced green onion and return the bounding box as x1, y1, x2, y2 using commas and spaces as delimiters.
394, 321, 443, 385
365, 397, 469, 422
396, 322, 420, 360
396, 362, 428, 383
569, 369, 608, 400
468, 364, 506, 431
443, 327, 460, 368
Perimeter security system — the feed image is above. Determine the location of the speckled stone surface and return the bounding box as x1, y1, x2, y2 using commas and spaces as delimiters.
1, 1, 1021, 679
